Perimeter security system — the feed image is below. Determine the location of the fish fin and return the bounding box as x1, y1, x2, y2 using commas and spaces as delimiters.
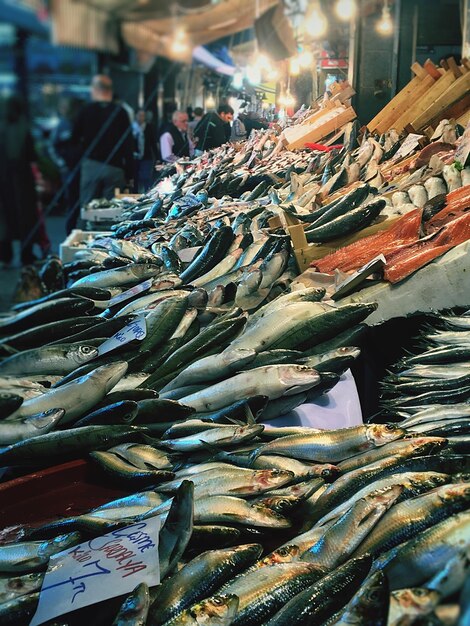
248, 446, 263, 467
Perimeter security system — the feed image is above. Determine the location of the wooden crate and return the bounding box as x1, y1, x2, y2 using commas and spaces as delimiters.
114, 187, 141, 199
367, 62, 429, 133
411, 71, 470, 130
283, 105, 356, 151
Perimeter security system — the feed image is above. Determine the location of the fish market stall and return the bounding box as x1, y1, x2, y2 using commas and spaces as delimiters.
0, 60, 469, 626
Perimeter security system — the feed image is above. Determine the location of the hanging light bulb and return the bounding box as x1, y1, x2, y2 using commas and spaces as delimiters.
232, 70, 243, 89
377, 1, 393, 35
305, 2, 328, 39
284, 91, 295, 107
266, 65, 280, 81
171, 27, 189, 55
206, 94, 216, 109
289, 56, 301, 76
298, 49, 314, 68
335, 0, 357, 21
246, 63, 262, 85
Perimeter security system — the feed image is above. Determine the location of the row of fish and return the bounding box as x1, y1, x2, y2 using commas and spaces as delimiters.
0, 417, 469, 625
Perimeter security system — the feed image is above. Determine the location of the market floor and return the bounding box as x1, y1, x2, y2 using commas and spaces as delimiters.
0, 214, 67, 313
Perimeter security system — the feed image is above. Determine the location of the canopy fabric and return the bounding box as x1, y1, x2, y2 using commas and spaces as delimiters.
57, 0, 278, 60
120, 0, 278, 62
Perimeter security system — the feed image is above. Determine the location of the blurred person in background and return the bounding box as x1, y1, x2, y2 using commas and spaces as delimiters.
132, 108, 157, 193
243, 110, 269, 138
194, 104, 234, 151
72, 74, 134, 210
188, 106, 204, 143
159, 110, 194, 163
231, 111, 248, 142
49, 95, 83, 234
0, 95, 49, 266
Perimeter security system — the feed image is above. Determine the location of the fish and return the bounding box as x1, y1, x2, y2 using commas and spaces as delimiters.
0, 342, 99, 376
265, 555, 373, 626
0, 532, 81, 573
69, 262, 162, 289
7, 361, 128, 425
148, 544, 261, 625
159, 481, 194, 579
334, 571, 389, 626
376, 510, 470, 589
388, 588, 440, 626
112, 582, 150, 626
0, 407, 65, 445
178, 365, 321, 412
158, 594, 239, 626
0, 572, 44, 604
252, 424, 405, 463
0, 424, 149, 466
218, 562, 324, 626
301, 485, 402, 569
156, 467, 294, 498
161, 424, 264, 452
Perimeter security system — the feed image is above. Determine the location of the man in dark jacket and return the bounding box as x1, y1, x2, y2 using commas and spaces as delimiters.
194, 104, 234, 151
132, 108, 157, 192
159, 110, 194, 163
72, 74, 134, 209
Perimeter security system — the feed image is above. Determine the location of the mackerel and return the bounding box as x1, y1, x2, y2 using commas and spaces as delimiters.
179, 365, 321, 412
7, 361, 128, 425
69, 263, 161, 289
0, 342, 99, 376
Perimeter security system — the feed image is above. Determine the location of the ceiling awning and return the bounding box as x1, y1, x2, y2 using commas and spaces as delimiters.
60, 0, 278, 61
120, 0, 278, 62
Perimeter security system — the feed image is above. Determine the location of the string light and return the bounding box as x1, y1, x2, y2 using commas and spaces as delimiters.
305, 2, 328, 39
377, 0, 393, 35
335, 0, 357, 20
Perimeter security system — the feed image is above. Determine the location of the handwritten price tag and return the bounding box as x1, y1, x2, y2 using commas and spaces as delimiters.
108, 279, 153, 307
30, 516, 160, 626
393, 133, 423, 161
97, 314, 147, 356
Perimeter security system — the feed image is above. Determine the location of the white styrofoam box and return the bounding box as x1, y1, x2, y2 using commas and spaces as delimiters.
262, 370, 362, 430
341, 239, 470, 325
59, 230, 112, 263
80, 206, 124, 223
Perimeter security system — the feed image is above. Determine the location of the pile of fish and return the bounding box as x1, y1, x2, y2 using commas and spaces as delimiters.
1, 115, 470, 624
380, 310, 470, 454
0, 416, 469, 624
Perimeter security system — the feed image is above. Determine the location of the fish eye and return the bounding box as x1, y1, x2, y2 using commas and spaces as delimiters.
82, 346, 93, 353
271, 470, 282, 476
277, 547, 291, 556
384, 424, 396, 431
212, 597, 224, 606
413, 589, 428, 597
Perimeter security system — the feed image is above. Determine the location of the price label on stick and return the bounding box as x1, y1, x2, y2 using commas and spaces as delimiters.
108, 279, 153, 307
30, 516, 160, 626
97, 314, 147, 356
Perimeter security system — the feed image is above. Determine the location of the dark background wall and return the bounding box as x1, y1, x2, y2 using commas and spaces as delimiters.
353, 0, 462, 126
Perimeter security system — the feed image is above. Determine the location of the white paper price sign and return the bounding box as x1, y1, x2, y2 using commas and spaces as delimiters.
108, 279, 153, 307
30, 517, 160, 626
97, 314, 147, 356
